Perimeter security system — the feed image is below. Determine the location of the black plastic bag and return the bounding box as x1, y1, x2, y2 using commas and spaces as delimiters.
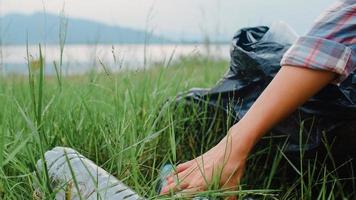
176, 26, 356, 152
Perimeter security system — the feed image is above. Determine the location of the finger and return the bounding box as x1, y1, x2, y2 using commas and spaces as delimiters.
176, 164, 200, 184
162, 163, 202, 195
181, 184, 204, 192
166, 166, 195, 187
160, 180, 189, 194
166, 176, 175, 185
161, 165, 199, 195
176, 186, 204, 198
165, 160, 194, 184
174, 160, 195, 174
167, 162, 198, 185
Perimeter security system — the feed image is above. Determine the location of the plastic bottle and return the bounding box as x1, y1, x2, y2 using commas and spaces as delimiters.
36, 147, 145, 200
157, 164, 210, 200
260, 21, 299, 45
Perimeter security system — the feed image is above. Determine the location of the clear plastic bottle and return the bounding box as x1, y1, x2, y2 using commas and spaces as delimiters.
36, 147, 145, 200
260, 21, 299, 45
157, 164, 210, 200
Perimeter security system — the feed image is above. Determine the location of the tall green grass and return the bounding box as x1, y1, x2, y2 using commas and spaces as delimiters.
0, 54, 355, 199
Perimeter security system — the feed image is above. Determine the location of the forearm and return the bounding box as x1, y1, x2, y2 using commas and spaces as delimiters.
229, 66, 336, 154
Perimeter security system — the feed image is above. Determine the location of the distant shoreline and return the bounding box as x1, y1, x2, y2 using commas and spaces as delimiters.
0, 41, 231, 46
0, 44, 231, 76
0, 12, 231, 46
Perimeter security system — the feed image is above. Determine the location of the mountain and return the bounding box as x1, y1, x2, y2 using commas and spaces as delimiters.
0, 12, 172, 44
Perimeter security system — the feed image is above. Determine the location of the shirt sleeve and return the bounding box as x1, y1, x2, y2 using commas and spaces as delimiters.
280, 0, 356, 84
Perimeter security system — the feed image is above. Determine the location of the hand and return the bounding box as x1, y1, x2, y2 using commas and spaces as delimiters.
160, 128, 250, 199
161, 66, 336, 198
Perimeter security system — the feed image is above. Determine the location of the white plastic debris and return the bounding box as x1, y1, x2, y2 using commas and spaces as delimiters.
36, 147, 145, 200
260, 21, 299, 45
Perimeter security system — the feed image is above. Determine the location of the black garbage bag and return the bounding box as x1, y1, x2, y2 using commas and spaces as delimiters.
176, 26, 356, 153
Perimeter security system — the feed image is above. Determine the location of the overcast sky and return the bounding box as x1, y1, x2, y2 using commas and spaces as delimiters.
0, 0, 335, 40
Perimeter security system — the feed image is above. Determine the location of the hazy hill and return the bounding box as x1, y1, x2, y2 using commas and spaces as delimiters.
0, 12, 172, 44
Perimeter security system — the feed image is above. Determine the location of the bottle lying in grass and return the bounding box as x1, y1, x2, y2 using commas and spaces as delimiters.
36, 147, 145, 200
36, 147, 211, 199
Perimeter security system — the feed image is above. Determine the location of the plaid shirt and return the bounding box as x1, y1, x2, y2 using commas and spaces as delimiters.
281, 0, 356, 84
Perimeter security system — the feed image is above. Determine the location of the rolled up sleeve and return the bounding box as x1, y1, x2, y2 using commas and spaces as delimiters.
281, 0, 356, 84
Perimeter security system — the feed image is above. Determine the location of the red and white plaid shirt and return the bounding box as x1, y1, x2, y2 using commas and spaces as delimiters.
281, 0, 356, 84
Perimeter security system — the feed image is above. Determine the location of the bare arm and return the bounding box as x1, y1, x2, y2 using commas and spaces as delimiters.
230, 65, 336, 154
162, 66, 336, 196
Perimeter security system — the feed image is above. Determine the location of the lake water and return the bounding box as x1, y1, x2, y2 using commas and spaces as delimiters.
0, 44, 230, 75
